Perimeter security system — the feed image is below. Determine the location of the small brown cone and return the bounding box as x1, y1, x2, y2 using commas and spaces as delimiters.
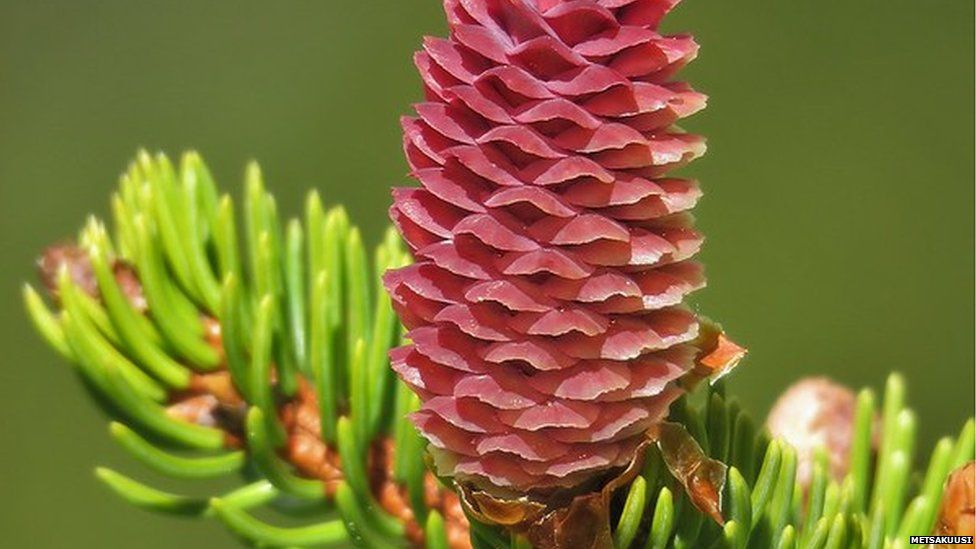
934, 461, 975, 545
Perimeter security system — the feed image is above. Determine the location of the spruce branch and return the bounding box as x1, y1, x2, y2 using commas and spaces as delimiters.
24, 150, 974, 548
26, 150, 470, 548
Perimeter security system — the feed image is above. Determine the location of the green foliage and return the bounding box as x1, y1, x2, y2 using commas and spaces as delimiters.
24, 150, 419, 547
610, 378, 974, 549
24, 151, 974, 548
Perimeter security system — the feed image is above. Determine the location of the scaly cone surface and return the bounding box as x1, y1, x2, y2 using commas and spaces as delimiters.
385, 0, 709, 492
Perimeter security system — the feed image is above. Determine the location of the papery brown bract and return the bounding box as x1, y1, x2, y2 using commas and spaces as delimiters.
385, 0, 711, 493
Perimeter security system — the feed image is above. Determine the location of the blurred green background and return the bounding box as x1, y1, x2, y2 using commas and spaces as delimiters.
0, 1, 971, 546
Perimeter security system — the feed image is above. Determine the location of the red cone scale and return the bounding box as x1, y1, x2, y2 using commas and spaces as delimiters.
386, 0, 708, 492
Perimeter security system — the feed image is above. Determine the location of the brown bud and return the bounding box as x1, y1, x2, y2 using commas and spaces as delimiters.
278, 379, 342, 495
112, 260, 147, 312
202, 316, 224, 356
188, 371, 244, 408
167, 394, 220, 428
766, 377, 871, 490
37, 244, 97, 302
37, 244, 146, 312
934, 461, 975, 543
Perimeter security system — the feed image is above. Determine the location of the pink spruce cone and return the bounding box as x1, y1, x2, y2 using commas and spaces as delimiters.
385, 0, 709, 493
